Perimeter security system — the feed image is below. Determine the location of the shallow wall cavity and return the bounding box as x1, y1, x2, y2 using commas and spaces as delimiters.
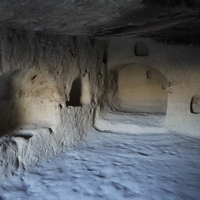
0, 29, 107, 177
115, 63, 167, 114
107, 38, 200, 138
67, 73, 91, 106
191, 95, 200, 114
0, 68, 63, 137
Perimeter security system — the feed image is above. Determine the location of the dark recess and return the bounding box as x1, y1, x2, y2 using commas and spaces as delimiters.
67, 77, 82, 107
142, 0, 198, 8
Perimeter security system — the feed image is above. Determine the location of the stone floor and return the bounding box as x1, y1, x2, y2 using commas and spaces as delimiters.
0, 129, 199, 200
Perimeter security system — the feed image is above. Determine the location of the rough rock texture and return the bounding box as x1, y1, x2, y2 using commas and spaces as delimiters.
0, 68, 63, 137
0, 31, 200, 177
0, 0, 200, 178
0, 0, 200, 44
106, 38, 200, 137
0, 29, 107, 176
0, 137, 19, 177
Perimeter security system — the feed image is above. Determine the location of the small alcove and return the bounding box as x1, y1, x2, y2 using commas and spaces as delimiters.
67, 77, 82, 106
67, 74, 91, 107
191, 95, 200, 114
135, 41, 149, 56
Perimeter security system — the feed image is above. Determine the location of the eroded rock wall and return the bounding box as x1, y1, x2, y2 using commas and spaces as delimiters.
107, 38, 200, 138
0, 68, 63, 136
1, 29, 200, 177
0, 29, 107, 176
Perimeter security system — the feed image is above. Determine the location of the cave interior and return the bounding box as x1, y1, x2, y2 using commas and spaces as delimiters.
0, 0, 200, 193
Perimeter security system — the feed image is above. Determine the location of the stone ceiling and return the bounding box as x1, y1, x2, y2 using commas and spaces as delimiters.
0, 0, 200, 44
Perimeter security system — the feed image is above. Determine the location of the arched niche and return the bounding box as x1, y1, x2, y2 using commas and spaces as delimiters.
67, 73, 91, 107
115, 63, 168, 114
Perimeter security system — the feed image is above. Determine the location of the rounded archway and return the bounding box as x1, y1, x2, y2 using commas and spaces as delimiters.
115, 63, 168, 114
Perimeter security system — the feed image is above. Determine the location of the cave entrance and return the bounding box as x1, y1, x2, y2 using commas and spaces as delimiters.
115, 63, 168, 114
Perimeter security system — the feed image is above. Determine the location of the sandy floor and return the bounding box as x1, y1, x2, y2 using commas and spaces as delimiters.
0, 129, 200, 200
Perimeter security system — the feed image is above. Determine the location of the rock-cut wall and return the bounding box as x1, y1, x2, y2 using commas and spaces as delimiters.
116, 63, 168, 113
0, 29, 107, 177
107, 38, 200, 138
1, 30, 200, 177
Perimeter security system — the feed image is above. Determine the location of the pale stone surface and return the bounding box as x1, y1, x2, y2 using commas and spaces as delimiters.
107, 38, 200, 137
0, 137, 19, 177
80, 73, 91, 105
116, 63, 167, 113
0, 30, 107, 176
94, 107, 167, 134
0, 29, 200, 178
0, 68, 62, 136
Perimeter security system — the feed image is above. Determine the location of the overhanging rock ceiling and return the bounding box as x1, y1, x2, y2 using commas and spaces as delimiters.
0, 0, 200, 44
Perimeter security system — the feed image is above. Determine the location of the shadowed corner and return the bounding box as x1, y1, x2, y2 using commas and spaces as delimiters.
0, 72, 21, 137
0, 69, 62, 138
